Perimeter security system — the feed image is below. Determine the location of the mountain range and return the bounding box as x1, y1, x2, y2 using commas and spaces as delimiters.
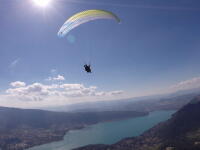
1, 91, 200, 150
74, 96, 200, 150
0, 107, 146, 150
45, 92, 200, 113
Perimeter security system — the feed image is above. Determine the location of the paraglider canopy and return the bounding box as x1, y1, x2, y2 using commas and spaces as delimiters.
57, 9, 120, 73
57, 9, 120, 37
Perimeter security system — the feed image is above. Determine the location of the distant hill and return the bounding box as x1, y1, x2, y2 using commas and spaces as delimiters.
46, 92, 199, 112
74, 96, 200, 150
0, 107, 147, 150
0, 107, 147, 131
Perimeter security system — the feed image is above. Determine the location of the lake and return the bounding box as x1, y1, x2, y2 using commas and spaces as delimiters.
28, 110, 175, 150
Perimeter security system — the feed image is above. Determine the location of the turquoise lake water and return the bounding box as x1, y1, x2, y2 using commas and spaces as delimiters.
28, 110, 175, 150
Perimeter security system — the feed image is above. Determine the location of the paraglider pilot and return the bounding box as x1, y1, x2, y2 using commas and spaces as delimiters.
84, 64, 92, 73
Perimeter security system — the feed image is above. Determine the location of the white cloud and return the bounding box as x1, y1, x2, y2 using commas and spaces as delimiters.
4, 76, 200, 108
108, 90, 124, 96
169, 76, 200, 92
1, 81, 124, 108
149, 76, 200, 96
47, 75, 65, 81
6, 83, 50, 100
54, 75, 65, 81
10, 81, 26, 88
60, 84, 84, 90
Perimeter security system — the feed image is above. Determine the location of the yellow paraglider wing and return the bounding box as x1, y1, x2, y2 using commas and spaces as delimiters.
58, 10, 120, 37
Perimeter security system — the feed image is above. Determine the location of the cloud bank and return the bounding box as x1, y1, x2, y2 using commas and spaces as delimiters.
2, 75, 200, 108
0, 78, 124, 108
169, 76, 200, 92
10, 81, 26, 88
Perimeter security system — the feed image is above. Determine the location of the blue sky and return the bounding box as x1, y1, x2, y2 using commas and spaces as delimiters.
0, 0, 200, 108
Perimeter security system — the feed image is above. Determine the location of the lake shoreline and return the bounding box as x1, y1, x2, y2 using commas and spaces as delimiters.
26, 112, 149, 150
27, 110, 176, 150
0, 110, 148, 150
